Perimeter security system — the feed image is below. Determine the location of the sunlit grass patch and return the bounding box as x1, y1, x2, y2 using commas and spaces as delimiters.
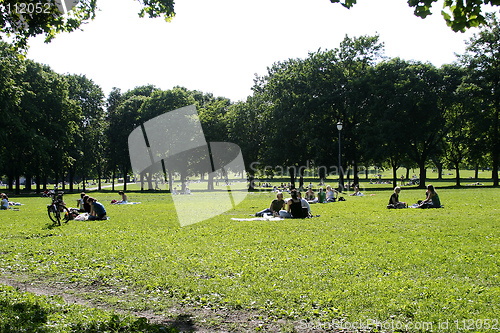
0, 186, 499, 330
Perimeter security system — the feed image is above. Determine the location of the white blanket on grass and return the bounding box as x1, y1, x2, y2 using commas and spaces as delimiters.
231, 217, 283, 221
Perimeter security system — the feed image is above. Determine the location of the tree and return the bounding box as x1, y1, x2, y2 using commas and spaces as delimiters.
0, 42, 24, 189
460, 13, 500, 186
111, 94, 149, 191
226, 95, 269, 190
66, 74, 105, 191
334, 34, 385, 188
329, 0, 500, 32
364, 58, 414, 188
137, 87, 196, 191
104, 87, 124, 191
1, 0, 175, 50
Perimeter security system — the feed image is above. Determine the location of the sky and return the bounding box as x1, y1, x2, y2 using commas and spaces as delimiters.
25, 0, 485, 102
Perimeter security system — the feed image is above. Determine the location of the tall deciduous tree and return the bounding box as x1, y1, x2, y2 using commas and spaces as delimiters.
66, 74, 105, 191
137, 87, 195, 191
460, 13, 500, 186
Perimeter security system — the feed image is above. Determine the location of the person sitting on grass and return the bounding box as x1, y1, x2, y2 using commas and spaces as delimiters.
417, 184, 441, 208
117, 191, 128, 204
255, 192, 285, 217
1, 193, 9, 210
83, 195, 92, 213
326, 185, 338, 202
279, 189, 304, 218
305, 186, 316, 202
297, 191, 312, 217
350, 185, 364, 196
88, 197, 107, 220
76, 192, 86, 212
387, 186, 407, 209
317, 187, 326, 203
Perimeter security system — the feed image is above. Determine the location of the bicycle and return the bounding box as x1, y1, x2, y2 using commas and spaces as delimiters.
47, 189, 71, 226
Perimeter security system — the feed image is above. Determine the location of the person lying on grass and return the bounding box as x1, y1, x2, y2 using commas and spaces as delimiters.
255, 192, 285, 217
88, 197, 107, 220
387, 186, 407, 209
417, 184, 441, 209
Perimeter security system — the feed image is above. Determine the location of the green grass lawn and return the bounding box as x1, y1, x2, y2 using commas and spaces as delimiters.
1, 180, 499, 332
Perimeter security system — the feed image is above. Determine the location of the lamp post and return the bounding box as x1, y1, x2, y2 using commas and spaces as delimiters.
337, 121, 343, 192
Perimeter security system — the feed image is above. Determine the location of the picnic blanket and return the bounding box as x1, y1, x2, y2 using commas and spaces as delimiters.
112, 202, 141, 205
231, 217, 283, 221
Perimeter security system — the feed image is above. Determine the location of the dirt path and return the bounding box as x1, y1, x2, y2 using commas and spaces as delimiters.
0, 277, 299, 333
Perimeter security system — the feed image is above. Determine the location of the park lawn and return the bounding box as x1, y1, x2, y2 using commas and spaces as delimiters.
0, 185, 499, 331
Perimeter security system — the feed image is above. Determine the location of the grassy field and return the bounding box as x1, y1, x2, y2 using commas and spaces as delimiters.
0, 172, 499, 332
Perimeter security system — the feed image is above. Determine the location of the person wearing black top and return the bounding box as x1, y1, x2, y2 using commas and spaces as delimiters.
387, 186, 406, 209
280, 189, 305, 218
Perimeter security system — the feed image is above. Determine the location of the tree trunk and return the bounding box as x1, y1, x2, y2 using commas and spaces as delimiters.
247, 173, 254, 191
208, 172, 215, 191
419, 162, 427, 188
353, 161, 359, 187
15, 174, 21, 195
475, 164, 479, 179
392, 165, 398, 189
169, 170, 173, 192
25, 175, 32, 191
123, 166, 128, 191
436, 162, 443, 180
492, 105, 499, 186
289, 167, 296, 190
455, 163, 461, 187
69, 168, 74, 193
61, 172, 66, 191
147, 172, 153, 190
8, 175, 13, 192
35, 173, 41, 194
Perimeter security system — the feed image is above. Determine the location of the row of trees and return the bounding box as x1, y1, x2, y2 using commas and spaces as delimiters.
1, 14, 499, 193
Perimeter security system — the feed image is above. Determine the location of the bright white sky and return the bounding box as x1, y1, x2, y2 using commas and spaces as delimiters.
26, 0, 482, 102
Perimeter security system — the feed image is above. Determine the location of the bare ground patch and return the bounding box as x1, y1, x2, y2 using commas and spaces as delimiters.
0, 276, 308, 333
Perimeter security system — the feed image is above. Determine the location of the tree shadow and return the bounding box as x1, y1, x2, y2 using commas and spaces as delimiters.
0, 295, 195, 333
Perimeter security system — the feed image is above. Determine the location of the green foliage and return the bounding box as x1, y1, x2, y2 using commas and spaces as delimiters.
331, 0, 500, 32
0, 0, 175, 51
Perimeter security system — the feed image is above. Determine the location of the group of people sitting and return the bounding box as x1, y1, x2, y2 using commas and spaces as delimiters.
256, 189, 313, 219
75, 192, 107, 220
388, 184, 442, 209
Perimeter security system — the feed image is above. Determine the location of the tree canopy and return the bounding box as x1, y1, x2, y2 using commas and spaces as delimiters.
330, 0, 500, 31
0, 0, 175, 50
2, 0, 500, 51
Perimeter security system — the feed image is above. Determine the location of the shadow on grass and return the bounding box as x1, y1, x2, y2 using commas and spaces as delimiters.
0, 297, 192, 333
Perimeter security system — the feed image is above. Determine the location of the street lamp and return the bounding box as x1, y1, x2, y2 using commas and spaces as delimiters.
337, 121, 343, 192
